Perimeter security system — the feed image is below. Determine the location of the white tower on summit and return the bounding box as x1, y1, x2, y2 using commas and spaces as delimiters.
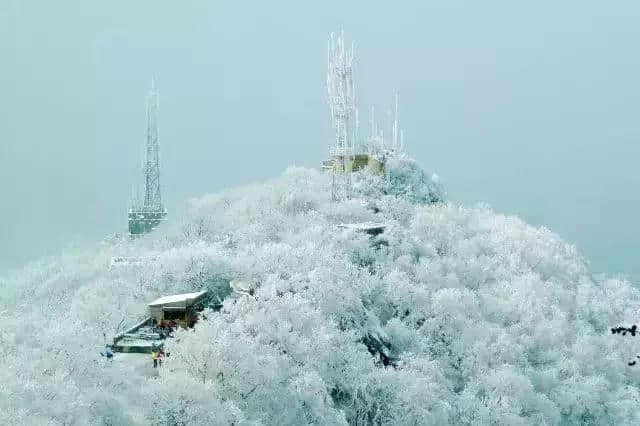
143, 78, 162, 211
327, 31, 356, 201
128, 78, 167, 236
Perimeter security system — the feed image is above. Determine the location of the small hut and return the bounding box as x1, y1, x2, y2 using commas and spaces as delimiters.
321, 153, 385, 174
148, 290, 208, 328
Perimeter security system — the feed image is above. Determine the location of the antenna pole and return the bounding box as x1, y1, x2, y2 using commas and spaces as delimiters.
327, 31, 355, 201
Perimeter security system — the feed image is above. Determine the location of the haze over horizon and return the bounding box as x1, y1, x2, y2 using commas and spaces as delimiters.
2, 0, 639, 282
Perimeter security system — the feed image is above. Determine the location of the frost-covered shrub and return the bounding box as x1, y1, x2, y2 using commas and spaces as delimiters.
2, 161, 640, 425
352, 153, 444, 206
385, 154, 444, 204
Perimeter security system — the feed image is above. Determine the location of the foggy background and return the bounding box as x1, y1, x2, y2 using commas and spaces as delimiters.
1, 1, 639, 282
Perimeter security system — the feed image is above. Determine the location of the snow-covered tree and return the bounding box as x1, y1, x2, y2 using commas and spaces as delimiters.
2, 159, 640, 425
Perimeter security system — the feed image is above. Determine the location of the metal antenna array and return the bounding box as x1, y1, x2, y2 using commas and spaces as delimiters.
368, 105, 385, 155
392, 92, 399, 151
327, 31, 355, 201
367, 92, 404, 156
128, 78, 167, 236
144, 78, 162, 211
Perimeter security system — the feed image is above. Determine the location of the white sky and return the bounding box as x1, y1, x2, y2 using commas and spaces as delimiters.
1, 0, 639, 281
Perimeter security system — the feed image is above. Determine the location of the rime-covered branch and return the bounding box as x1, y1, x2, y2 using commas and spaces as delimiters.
611, 325, 638, 336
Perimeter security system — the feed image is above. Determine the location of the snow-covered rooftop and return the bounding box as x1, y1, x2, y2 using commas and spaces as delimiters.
110, 256, 158, 267
337, 222, 387, 232
148, 291, 207, 307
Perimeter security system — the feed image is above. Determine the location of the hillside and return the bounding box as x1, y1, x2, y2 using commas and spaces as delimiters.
2, 157, 640, 425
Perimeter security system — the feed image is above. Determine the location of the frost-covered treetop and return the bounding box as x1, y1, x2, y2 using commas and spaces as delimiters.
2, 159, 640, 425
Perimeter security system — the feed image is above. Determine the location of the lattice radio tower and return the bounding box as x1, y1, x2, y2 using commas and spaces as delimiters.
128, 78, 167, 236
327, 31, 356, 201
144, 78, 162, 211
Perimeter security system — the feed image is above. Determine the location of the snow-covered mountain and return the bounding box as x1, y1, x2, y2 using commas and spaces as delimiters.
2, 157, 640, 425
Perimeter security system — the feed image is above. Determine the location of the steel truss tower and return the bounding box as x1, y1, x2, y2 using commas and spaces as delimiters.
128, 79, 167, 236
327, 31, 356, 201
144, 78, 162, 210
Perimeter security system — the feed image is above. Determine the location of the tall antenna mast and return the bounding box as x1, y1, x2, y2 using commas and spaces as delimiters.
128, 78, 167, 236
370, 105, 375, 153
355, 108, 360, 152
144, 78, 162, 210
327, 31, 355, 201
392, 92, 399, 151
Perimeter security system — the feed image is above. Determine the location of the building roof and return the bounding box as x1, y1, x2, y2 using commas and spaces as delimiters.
337, 222, 388, 237
337, 222, 387, 232
148, 291, 207, 307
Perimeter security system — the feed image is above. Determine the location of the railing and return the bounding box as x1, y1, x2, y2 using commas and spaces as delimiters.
113, 317, 153, 345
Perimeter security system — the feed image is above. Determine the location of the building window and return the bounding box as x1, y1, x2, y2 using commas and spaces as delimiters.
164, 309, 186, 321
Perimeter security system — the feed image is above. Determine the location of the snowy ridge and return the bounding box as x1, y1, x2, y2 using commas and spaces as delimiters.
2, 160, 640, 425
